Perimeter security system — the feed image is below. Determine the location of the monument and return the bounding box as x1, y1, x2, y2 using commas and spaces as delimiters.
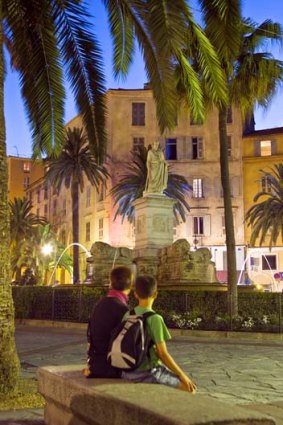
88, 142, 220, 288
132, 141, 175, 277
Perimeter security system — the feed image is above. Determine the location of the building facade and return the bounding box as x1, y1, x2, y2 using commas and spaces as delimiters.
8, 156, 44, 201
20, 87, 248, 284
243, 127, 283, 291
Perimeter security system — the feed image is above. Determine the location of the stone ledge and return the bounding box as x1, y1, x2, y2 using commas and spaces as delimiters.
37, 366, 276, 425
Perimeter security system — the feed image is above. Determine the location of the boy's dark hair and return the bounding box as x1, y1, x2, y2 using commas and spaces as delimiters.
110, 266, 132, 291
135, 275, 157, 299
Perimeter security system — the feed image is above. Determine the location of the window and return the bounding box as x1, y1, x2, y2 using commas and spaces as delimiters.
132, 103, 145, 126
23, 162, 31, 172
62, 199, 66, 216
165, 138, 177, 160
86, 186, 91, 208
97, 183, 106, 202
86, 222, 90, 242
44, 186, 48, 200
261, 176, 272, 193
29, 191, 33, 202
227, 106, 232, 124
192, 137, 203, 159
23, 176, 30, 189
53, 199, 57, 216
260, 140, 272, 156
250, 256, 260, 271
44, 204, 48, 217
193, 216, 204, 235
98, 218, 104, 240
61, 229, 66, 245
37, 189, 41, 203
227, 135, 232, 157
36, 208, 40, 217
262, 255, 277, 270
192, 178, 203, 198
133, 137, 145, 152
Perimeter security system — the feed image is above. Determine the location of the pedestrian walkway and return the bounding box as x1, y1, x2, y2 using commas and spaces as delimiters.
0, 324, 283, 424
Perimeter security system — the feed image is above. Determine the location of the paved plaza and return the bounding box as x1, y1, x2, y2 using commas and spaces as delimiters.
0, 324, 283, 424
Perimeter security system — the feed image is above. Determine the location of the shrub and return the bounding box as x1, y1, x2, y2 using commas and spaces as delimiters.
12, 286, 283, 332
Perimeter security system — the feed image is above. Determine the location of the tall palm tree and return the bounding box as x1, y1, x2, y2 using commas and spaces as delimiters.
111, 145, 191, 223
245, 164, 283, 248
0, 0, 227, 394
195, 1, 283, 314
0, 0, 108, 393
9, 197, 46, 281
45, 127, 109, 284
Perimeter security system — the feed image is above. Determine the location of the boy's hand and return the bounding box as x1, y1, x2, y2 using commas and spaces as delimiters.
180, 374, 197, 393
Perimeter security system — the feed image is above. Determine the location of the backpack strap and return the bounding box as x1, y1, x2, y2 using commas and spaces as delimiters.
142, 311, 156, 320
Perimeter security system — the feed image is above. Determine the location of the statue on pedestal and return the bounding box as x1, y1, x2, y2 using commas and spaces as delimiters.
145, 141, 168, 195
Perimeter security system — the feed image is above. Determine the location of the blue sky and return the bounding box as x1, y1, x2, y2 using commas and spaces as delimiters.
5, 0, 283, 157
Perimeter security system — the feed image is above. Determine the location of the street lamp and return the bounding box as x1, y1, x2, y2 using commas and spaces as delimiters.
41, 243, 53, 256
41, 243, 57, 285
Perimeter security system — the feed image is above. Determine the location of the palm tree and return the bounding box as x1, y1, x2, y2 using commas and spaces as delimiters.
245, 164, 283, 248
9, 197, 46, 281
103, 0, 227, 130
45, 127, 109, 284
0, 0, 109, 393
0, 0, 227, 394
22, 224, 73, 284
195, 1, 283, 315
111, 145, 191, 223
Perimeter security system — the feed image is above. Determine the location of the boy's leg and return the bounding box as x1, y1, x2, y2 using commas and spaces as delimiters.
122, 370, 157, 383
122, 366, 181, 388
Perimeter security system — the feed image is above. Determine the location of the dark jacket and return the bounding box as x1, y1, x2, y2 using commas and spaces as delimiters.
87, 296, 128, 378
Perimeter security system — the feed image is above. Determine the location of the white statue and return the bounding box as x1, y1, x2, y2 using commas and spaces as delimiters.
145, 141, 168, 195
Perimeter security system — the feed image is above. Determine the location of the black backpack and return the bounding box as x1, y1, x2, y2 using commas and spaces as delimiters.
107, 309, 156, 371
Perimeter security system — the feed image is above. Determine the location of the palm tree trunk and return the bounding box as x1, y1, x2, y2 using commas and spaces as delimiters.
218, 107, 238, 316
72, 181, 80, 284
0, 16, 20, 392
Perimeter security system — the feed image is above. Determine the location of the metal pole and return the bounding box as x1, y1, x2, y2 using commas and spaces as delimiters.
279, 292, 282, 334
51, 288, 55, 321
228, 292, 233, 331
78, 286, 82, 322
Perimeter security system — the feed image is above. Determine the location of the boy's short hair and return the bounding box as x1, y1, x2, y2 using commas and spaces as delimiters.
135, 275, 157, 299
110, 266, 132, 291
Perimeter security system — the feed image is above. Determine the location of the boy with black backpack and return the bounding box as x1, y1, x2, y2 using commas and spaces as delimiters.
85, 266, 132, 378
108, 275, 197, 392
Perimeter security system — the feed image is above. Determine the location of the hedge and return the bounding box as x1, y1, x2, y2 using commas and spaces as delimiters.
12, 285, 283, 333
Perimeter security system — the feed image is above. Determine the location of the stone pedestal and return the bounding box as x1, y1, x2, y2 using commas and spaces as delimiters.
132, 195, 175, 276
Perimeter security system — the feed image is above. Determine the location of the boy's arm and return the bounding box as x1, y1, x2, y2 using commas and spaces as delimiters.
156, 341, 196, 393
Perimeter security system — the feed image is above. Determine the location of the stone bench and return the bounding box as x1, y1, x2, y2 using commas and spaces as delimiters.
37, 365, 276, 425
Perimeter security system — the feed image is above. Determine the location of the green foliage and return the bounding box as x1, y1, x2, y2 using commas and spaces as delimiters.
12, 287, 282, 333
45, 127, 109, 284
111, 145, 192, 223
0, 378, 45, 410
245, 163, 283, 247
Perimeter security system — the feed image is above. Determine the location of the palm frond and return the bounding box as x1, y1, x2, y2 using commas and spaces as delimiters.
51, 1, 107, 163
45, 127, 109, 194
245, 163, 283, 248
5, 0, 65, 157
110, 145, 191, 223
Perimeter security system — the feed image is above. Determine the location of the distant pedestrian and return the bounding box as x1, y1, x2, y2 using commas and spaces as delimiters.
85, 266, 133, 378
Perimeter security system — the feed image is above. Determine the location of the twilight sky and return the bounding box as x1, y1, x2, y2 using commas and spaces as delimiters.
5, 0, 283, 157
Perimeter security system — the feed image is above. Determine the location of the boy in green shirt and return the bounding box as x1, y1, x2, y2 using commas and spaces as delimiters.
122, 275, 197, 393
